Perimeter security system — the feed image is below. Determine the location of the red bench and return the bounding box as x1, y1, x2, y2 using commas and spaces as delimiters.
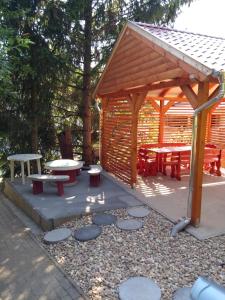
204, 148, 222, 176
28, 174, 69, 196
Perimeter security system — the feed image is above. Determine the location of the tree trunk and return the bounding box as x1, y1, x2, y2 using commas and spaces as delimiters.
31, 118, 38, 153
82, 0, 93, 166
30, 85, 38, 154
58, 127, 73, 159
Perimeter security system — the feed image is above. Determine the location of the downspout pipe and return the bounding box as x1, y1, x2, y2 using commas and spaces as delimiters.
187, 70, 225, 221
171, 70, 225, 236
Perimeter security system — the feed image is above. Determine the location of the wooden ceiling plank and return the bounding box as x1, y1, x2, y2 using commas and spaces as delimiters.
103, 57, 169, 85
102, 67, 185, 92
102, 62, 177, 88
110, 48, 159, 71
107, 56, 166, 81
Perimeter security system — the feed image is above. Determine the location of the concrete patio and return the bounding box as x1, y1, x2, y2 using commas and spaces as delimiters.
3, 167, 225, 239
3, 171, 142, 231
133, 172, 225, 240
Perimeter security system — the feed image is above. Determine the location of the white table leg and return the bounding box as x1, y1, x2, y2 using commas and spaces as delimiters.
10, 160, 14, 182
37, 159, 41, 174
27, 161, 30, 176
21, 161, 25, 184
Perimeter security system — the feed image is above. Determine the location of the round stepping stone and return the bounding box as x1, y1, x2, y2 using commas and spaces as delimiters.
74, 225, 102, 241
44, 228, 72, 244
92, 213, 117, 226
173, 287, 191, 300
127, 207, 150, 218
119, 276, 161, 300
116, 219, 143, 231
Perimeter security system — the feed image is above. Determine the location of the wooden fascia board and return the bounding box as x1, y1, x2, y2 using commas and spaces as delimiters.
92, 23, 129, 98
128, 21, 212, 81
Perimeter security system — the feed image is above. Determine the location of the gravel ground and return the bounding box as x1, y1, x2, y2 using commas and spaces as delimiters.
40, 208, 225, 300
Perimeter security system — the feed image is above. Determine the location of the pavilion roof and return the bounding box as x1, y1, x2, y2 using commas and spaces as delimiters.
130, 21, 225, 75
94, 22, 225, 98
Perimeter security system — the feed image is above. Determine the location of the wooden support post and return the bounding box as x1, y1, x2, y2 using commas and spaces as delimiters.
100, 97, 108, 169
206, 112, 212, 143
158, 100, 164, 143
129, 92, 147, 187
191, 82, 209, 226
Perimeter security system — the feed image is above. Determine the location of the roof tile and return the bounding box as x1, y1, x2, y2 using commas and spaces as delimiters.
134, 22, 225, 72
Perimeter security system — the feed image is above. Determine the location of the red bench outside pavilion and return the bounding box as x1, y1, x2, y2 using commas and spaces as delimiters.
28, 174, 69, 196
88, 165, 103, 187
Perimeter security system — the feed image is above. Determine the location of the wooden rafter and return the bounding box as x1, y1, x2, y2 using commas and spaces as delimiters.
150, 99, 160, 112
162, 100, 176, 114
180, 85, 198, 109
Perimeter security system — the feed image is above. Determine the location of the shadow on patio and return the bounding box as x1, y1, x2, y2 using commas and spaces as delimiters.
135, 172, 225, 239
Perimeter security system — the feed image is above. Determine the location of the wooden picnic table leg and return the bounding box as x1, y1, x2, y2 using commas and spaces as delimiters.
215, 152, 222, 176
176, 152, 181, 181
155, 153, 159, 172
158, 153, 163, 172
162, 153, 167, 175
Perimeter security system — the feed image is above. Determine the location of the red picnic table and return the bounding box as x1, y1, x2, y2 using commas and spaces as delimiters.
141, 145, 222, 180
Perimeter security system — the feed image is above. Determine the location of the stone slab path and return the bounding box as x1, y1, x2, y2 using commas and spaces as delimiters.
0, 193, 86, 300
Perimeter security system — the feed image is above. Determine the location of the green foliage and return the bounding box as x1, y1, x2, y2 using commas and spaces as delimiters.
0, 0, 194, 174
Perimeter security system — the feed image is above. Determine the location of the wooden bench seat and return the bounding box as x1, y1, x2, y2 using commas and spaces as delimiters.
204, 149, 222, 175
88, 165, 102, 187
28, 174, 69, 196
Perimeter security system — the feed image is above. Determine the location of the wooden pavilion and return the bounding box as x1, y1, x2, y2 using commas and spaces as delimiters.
93, 22, 225, 226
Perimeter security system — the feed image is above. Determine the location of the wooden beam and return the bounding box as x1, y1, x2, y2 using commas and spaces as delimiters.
98, 78, 192, 98
162, 100, 175, 114
159, 88, 171, 97
150, 100, 160, 112
146, 96, 188, 102
147, 78, 191, 91
103, 68, 186, 93
191, 81, 209, 226
180, 85, 198, 109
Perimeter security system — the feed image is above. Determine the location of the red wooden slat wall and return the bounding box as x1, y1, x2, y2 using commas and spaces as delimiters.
101, 98, 132, 184
101, 98, 225, 185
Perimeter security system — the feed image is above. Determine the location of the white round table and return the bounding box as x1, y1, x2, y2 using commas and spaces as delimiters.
45, 159, 83, 185
7, 154, 42, 184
